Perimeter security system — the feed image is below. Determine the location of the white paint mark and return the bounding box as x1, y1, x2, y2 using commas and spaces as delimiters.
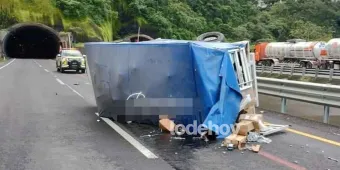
0, 59, 16, 70
33, 60, 42, 67
44, 69, 49, 72
95, 113, 158, 159
56, 78, 65, 85
64, 83, 84, 99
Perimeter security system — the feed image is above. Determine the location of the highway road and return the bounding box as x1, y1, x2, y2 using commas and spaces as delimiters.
0, 58, 339, 170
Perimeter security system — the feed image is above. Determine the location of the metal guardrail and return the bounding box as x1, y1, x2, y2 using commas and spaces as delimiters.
257, 77, 340, 124
256, 65, 340, 77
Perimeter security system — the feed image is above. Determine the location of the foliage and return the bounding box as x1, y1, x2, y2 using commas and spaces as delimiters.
1, 0, 340, 42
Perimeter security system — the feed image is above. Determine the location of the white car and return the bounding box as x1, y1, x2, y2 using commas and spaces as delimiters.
56, 49, 86, 73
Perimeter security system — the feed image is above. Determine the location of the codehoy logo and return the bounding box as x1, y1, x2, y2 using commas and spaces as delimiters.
170, 120, 240, 136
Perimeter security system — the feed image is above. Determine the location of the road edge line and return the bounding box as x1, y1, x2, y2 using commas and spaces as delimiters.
286, 128, 340, 147
95, 113, 158, 159
0, 59, 16, 70
264, 122, 340, 147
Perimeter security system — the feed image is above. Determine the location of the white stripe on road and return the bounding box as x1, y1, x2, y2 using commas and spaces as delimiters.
33, 60, 42, 67
44, 69, 49, 72
0, 59, 16, 70
64, 83, 84, 99
95, 113, 158, 159
56, 78, 65, 85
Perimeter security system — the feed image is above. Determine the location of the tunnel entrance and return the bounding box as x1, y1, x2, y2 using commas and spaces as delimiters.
3, 23, 60, 59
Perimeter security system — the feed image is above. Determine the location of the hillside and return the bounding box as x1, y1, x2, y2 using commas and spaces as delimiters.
1, 0, 340, 42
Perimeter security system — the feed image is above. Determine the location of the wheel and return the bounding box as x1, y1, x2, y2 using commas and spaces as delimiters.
306, 62, 313, 69
60, 68, 65, 73
196, 32, 225, 42
81, 69, 86, 74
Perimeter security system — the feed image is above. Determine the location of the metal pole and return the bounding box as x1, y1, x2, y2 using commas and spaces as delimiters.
261, 65, 264, 73
281, 97, 287, 113
315, 67, 319, 79
302, 67, 306, 76
290, 66, 294, 76
280, 66, 284, 75
270, 65, 274, 74
323, 105, 330, 124
329, 68, 334, 81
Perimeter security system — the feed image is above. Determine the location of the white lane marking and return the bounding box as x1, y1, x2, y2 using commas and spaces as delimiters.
64, 83, 84, 99
56, 78, 65, 85
95, 113, 158, 159
44, 69, 49, 72
33, 60, 42, 67
0, 59, 16, 70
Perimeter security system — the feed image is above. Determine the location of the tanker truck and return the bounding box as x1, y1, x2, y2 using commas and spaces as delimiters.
325, 38, 340, 70
255, 39, 329, 69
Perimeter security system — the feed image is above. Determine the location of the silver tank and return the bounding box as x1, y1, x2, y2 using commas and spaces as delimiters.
326, 38, 340, 60
265, 41, 327, 60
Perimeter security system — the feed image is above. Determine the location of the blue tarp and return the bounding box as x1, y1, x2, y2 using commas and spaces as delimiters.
85, 40, 243, 138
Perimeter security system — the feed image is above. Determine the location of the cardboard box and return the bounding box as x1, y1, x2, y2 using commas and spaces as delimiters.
159, 119, 176, 132
224, 134, 247, 150
224, 134, 238, 146
235, 120, 255, 136
238, 114, 263, 132
252, 144, 261, 153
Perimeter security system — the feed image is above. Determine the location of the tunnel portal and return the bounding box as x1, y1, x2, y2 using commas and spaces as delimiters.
3, 23, 60, 59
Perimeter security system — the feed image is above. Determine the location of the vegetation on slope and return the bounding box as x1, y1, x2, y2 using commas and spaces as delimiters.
1, 0, 340, 42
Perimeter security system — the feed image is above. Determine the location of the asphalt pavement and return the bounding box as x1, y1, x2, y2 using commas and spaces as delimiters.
0, 58, 339, 170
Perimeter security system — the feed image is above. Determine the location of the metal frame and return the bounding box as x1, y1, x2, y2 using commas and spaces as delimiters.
257, 77, 340, 123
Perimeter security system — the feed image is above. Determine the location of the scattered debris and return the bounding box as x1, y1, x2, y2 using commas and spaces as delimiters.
252, 145, 261, 153
289, 145, 293, 147
306, 151, 310, 153
322, 150, 325, 153
247, 132, 272, 144
175, 152, 178, 155
227, 144, 234, 151
73, 83, 80, 85
97, 119, 100, 122
141, 134, 152, 138
223, 151, 226, 154
241, 152, 244, 154
55, 93, 58, 95
328, 157, 339, 162
293, 160, 299, 164
260, 111, 264, 114
126, 121, 132, 124
171, 137, 185, 140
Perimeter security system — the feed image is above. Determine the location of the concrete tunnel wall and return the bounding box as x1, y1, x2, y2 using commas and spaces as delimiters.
1, 23, 60, 59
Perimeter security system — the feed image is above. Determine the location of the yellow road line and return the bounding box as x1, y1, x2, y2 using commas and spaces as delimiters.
265, 122, 340, 147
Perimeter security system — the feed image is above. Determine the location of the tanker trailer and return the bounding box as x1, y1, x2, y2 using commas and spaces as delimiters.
289, 41, 328, 68
325, 38, 340, 70
255, 42, 292, 66
255, 41, 327, 68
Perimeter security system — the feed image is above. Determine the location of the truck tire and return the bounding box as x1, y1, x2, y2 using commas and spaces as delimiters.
196, 32, 225, 42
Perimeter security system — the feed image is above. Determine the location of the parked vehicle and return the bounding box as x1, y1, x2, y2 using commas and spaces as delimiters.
56, 49, 86, 73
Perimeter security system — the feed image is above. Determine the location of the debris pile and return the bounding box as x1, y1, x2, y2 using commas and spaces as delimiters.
222, 110, 288, 153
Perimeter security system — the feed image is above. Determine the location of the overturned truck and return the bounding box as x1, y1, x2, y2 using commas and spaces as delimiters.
85, 40, 258, 138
